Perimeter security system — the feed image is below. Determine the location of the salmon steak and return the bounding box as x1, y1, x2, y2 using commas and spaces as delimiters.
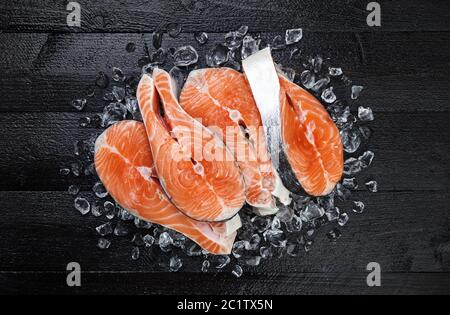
137, 69, 246, 222
94, 120, 241, 255
243, 48, 343, 196
179, 68, 291, 215
279, 75, 344, 196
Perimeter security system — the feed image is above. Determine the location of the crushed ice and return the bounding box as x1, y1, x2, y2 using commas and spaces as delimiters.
64, 25, 377, 276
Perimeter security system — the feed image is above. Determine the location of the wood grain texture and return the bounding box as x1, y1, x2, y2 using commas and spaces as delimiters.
1, 0, 449, 295
0, 112, 448, 192
1, 32, 450, 112
2, 272, 450, 295
1, 191, 449, 275
1, 0, 450, 32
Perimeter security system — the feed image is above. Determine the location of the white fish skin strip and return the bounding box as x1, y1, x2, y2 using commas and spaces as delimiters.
243, 48, 292, 206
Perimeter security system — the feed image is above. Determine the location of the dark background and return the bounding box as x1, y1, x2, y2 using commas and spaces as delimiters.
0, 0, 449, 295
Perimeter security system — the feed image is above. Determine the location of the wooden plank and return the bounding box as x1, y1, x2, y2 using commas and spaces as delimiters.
1, 0, 450, 33
1, 32, 450, 112
0, 191, 449, 274
2, 272, 450, 295
0, 112, 448, 192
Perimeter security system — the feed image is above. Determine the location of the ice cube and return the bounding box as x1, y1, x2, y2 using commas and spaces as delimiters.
311, 77, 330, 93
232, 240, 247, 258
113, 221, 130, 236
237, 25, 249, 36
336, 183, 352, 201
276, 205, 294, 223
201, 260, 210, 272
241, 35, 260, 60
126, 42, 136, 53
366, 180, 378, 193
151, 48, 167, 65
351, 85, 364, 100
173, 45, 199, 67
95, 72, 110, 88
71, 98, 87, 111
285, 28, 303, 45
91, 200, 104, 217
359, 150, 375, 168
271, 217, 281, 230
112, 86, 125, 102
245, 256, 261, 267
194, 32, 208, 45
59, 168, 70, 176
206, 44, 229, 67
224, 31, 244, 50
263, 229, 287, 248
74, 197, 90, 215
167, 23, 182, 38
326, 228, 342, 241
304, 239, 313, 252
101, 103, 127, 127
329, 67, 343, 77
246, 234, 261, 251
97, 238, 111, 249
112, 67, 125, 82
313, 56, 323, 73
143, 234, 155, 247
353, 201, 365, 214
251, 216, 271, 233
300, 202, 325, 222
134, 217, 152, 229
68, 185, 79, 196
215, 255, 231, 269
104, 201, 116, 219
338, 213, 349, 226
328, 104, 351, 125
169, 256, 183, 272
358, 106, 374, 122
325, 207, 340, 222
286, 243, 299, 257
300, 70, 316, 89
119, 208, 134, 221
321, 87, 337, 103
92, 182, 108, 198
317, 193, 335, 212
260, 246, 273, 259
186, 243, 202, 257
78, 117, 90, 128
344, 157, 363, 175
232, 265, 243, 278
131, 247, 140, 260
278, 65, 296, 82
159, 232, 173, 252
290, 215, 303, 232
271, 35, 286, 50
340, 127, 362, 153
96, 222, 113, 236
152, 30, 163, 49
342, 178, 358, 190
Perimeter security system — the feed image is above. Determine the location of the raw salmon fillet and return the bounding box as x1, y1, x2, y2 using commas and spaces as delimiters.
94, 120, 241, 255
279, 75, 344, 196
179, 68, 290, 215
137, 69, 246, 222
243, 48, 343, 197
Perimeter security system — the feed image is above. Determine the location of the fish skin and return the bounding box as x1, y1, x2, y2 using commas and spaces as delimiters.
137, 69, 246, 222
94, 120, 241, 255
243, 48, 343, 197
179, 67, 282, 214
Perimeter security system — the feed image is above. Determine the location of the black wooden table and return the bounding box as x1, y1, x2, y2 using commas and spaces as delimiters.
1, 0, 449, 295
